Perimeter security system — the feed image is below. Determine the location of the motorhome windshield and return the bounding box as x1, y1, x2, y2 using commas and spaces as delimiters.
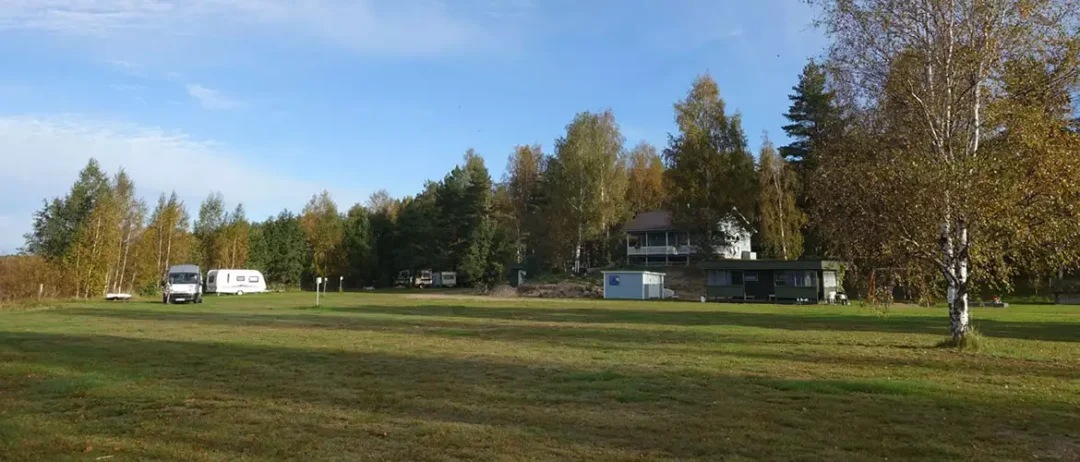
169, 273, 199, 284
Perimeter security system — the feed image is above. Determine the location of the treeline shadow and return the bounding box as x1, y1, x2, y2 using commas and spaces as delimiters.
0, 331, 1076, 461
59, 302, 1080, 343
330, 304, 1080, 343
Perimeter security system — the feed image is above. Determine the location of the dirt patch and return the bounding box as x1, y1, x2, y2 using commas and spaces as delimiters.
516, 283, 602, 299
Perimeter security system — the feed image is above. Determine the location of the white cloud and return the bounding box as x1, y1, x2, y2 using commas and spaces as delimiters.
0, 115, 361, 252
186, 84, 243, 111
0, 0, 520, 56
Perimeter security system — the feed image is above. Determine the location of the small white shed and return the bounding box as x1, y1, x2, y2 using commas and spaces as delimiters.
602, 271, 667, 300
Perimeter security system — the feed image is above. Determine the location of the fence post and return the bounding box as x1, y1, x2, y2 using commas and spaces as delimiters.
38, 283, 43, 299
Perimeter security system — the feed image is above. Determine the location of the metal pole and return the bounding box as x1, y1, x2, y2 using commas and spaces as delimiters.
315, 277, 322, 306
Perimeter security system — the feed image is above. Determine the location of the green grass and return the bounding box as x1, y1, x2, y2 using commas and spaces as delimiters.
0, 293, 1077, 461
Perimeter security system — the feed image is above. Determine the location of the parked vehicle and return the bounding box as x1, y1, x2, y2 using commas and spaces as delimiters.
433, 271, 457, 288
206, 269, 267, 295
394, 270, 412, 287
163, 264, 203, 304
415, 269, 433, 288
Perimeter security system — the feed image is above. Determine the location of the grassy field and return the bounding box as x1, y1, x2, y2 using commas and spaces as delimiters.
0, 293, 1077, 461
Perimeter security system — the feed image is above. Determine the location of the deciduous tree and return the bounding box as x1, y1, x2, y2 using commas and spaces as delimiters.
664, 75, 757, 256
758, 135, 805, 260
626, 142, 665, 214
546, 111, 627, 271
300, 191, 345, 279
813, 0, 1080, 340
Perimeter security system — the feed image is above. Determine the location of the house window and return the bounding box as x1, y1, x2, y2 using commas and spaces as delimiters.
672, 232, 689, 246
647, 232, 667, 247
744, 272, 759, 282
250, 276, 260, 283
236, 275, 246, 282
775, 272, 787, 286
628, 234, 642, 248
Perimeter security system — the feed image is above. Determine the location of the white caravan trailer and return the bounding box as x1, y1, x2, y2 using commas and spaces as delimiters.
206, 269, 267, 295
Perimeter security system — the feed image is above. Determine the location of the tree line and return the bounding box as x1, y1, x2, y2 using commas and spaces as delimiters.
5, 0, 1080, 345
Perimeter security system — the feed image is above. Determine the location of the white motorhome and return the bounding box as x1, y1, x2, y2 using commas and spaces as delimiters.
163, 264, 203, 304
206, 269, 267, 295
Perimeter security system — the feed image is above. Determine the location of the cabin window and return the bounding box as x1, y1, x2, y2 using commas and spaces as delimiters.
776, 271, 815, 287
208, 274, 216, 283
707, 270, 736, 286
250, 276, 260, 283
628, 234, 642, 248
744, 272, 759, 282
236, 275, 246, 282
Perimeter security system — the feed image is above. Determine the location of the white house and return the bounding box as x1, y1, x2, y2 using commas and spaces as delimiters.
624, 210, 753, 266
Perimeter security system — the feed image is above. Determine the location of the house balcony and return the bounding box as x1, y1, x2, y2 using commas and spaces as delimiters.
627, 245, 694, 257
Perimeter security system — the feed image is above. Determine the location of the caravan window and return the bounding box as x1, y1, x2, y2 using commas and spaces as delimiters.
236, 275, 246, 282
208, 274, 216, 283
250, 276, 260, 283
744, 272, 759, 282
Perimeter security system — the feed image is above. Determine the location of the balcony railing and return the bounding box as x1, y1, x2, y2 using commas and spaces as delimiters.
627, 245, 693, 256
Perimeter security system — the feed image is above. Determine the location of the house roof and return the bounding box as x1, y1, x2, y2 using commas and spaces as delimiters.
623, 209, 756, 233
699, 260, 845, 271
623, 211, 675, 232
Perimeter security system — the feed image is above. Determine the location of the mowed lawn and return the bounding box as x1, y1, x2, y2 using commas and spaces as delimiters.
0, 293, 1078, 461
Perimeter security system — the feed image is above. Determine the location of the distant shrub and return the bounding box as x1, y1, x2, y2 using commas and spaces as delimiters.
0, 255, 60, 302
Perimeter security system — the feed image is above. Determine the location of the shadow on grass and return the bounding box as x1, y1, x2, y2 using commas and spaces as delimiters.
0, 331, 1077, 461
60, 301, 1080, 343
56, 308, 1080, 381
329, 304, 1080, 343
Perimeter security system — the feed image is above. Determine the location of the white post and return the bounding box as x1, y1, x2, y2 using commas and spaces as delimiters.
38, 283, 43, 299
315, 277, 322, 306
339, 276, 344, 293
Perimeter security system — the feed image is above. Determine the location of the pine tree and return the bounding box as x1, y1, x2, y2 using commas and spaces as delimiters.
24, 158, 111, 259
262, 211, 308, 288
343, 204, 376, 287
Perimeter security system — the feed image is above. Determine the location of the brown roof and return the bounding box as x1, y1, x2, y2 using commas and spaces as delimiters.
623, 209, 757, 233
623, 211, 675, 232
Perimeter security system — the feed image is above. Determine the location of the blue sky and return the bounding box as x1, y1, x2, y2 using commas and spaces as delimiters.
0, 0, 827, 254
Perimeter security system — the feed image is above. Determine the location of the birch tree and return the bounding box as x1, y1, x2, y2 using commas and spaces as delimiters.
626, 142, 666, 214
758, 136, 806, 260
663, 75, 757, 256
546, 110, 627, 271
504, 144, 546, 261
813, 0, 1080, 340
300, 191, 345, 278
